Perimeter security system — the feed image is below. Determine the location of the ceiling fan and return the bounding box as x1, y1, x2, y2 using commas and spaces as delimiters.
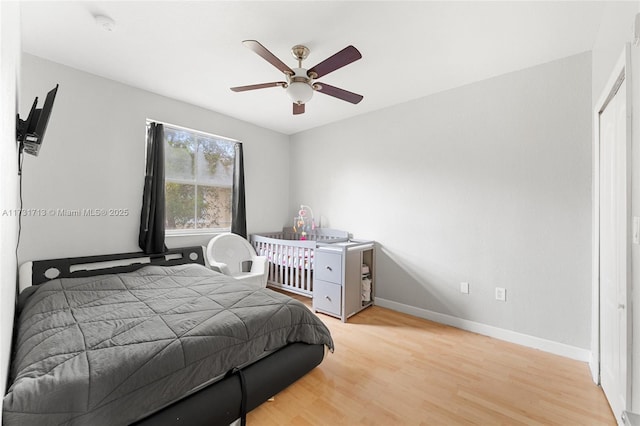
231, 40, 363, 115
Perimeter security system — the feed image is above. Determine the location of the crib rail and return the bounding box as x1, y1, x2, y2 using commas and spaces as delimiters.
250, 228, 349, 297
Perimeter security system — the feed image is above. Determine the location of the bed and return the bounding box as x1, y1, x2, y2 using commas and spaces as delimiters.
250, 228, 349, 297
3, 246, 333, 426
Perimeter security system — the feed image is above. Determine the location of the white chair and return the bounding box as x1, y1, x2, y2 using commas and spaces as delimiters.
206, 233, 268, 288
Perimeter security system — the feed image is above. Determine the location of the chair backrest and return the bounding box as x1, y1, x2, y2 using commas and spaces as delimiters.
206, 233, 256, 274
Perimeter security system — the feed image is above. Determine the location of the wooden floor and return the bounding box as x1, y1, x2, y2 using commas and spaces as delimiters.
248, 296, 615, 425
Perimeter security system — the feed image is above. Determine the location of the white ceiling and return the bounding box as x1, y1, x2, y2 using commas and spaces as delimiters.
20, 1, 606, 135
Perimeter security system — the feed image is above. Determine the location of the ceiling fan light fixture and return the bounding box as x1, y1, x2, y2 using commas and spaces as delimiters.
286, 81, 313, 104
232, 41, 363, 114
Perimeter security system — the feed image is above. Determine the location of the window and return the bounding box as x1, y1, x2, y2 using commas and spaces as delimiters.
155, 122, 238, 234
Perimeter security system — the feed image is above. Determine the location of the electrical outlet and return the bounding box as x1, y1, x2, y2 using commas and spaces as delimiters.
460, 282, 469, 294
495, 287, 506, 302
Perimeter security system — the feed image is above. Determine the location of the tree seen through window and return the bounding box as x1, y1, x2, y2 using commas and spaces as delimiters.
161, 124, 235, 231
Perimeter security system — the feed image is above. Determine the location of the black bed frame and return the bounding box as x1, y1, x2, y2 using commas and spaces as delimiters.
134, 342, 324, 425
29, 246, 206, 285
24, 246, 326, 426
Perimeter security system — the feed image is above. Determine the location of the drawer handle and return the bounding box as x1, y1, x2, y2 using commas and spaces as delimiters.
326, 266, 332, 271
325, 296, 331, 301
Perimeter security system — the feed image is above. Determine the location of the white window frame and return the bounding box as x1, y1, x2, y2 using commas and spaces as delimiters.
146, 120, 239, 237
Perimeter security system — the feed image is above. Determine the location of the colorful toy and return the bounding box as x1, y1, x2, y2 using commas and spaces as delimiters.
293, 204, 316, 240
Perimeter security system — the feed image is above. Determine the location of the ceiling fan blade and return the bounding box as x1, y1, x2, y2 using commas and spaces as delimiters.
242, 40, 294, 76
307, 45, 362, 79
230, 82, 286, 92
293, 103, 305, 115
315, 83, 363, 104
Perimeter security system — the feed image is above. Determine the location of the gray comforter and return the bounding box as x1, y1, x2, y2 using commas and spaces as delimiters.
3, 264, 333, 426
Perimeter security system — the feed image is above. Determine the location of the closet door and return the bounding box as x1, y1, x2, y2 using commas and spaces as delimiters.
598, 61, 631, 421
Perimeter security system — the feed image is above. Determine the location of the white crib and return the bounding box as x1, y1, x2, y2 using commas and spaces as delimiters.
250, 228, 349, 297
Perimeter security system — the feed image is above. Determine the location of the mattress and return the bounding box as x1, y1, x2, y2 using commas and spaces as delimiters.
260, 247, 314, 269
3, 263, 334, 426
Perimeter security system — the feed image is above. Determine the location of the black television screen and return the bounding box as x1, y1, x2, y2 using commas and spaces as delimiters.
17, 84, 59, 156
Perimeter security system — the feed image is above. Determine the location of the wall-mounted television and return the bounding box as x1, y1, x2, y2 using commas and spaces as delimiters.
16, 84, 59, 156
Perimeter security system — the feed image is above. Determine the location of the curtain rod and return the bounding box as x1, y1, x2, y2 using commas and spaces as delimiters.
146, 118, 242, 144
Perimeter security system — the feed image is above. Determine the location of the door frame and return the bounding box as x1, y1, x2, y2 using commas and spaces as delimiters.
591, 44, 633, 417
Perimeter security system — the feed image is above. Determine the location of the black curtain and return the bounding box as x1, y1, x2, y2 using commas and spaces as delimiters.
139, 122, 167, 254
231, 142, 247, 238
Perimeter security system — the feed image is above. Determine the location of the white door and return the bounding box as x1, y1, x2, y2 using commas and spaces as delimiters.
599, 76, 629, 421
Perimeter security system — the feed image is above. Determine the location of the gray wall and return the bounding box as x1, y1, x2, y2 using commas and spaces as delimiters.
290, 52, 592, 349
0, 1, 20, 399
18, 54, 291, 262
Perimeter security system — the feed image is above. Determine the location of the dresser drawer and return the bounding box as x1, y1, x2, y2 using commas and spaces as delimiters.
313, 280, 342, 316
315, 251, 342, 284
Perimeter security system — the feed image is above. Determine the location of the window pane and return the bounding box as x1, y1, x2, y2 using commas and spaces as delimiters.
197, 185, 232, 229
165, 182, 196, 230
165, 128, 195, 180
155, 120, 237, 233
197, 136, 234, 186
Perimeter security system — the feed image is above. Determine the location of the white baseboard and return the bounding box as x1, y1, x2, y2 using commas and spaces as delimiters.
589, 354, 600, 384
375, 298, 591, 362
